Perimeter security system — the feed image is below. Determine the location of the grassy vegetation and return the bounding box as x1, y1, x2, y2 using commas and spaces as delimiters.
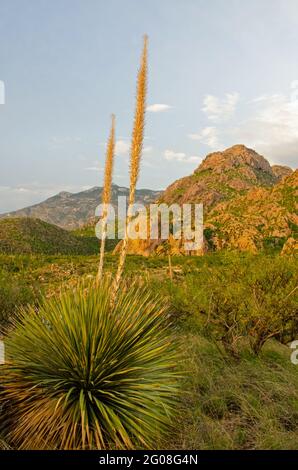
0, 251, 297, 449
0, 271, 40, 331
170, 328, 298, 449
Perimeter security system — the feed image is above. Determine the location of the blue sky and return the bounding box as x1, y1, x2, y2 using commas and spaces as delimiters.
0, 0, 298, 212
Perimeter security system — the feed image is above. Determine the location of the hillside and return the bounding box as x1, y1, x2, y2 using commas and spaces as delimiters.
116, 145, 296, 255
0, 218, 100, 255
0, 185, 162, 230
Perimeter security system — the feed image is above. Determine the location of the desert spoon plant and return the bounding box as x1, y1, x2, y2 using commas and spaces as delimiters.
96, 114, 116, 283
112, 35, 148, 298
0, 279, 179, 449
0, 35, 180, 450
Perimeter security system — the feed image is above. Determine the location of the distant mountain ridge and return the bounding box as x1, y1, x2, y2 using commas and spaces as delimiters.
0, 185, 163, 230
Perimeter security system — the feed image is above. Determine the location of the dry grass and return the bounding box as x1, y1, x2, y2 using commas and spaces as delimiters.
165, 327, 298, 450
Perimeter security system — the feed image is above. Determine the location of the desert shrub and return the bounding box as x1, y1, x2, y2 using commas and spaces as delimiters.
161, 254, 298, 356
156, 258, 248, 355
0, 278, 179, 450
243, 256, 298, 354
199, 277, 247, 356
0, 272, 39, 329
199, 256, 298, 355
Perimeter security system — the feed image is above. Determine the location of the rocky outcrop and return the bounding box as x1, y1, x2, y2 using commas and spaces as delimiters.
198, 144, 273, 175
206, 171, 297, 253
272, 165, 293, 181
116, 146, 296, 256
281, 237, 298, 256
159, 145, 278, 211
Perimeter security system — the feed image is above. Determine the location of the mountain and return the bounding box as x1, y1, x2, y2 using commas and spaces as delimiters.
115, 145, 296, 255
159, 145, 280, 211
0, 218, 99, 255
0, 185, 162, 230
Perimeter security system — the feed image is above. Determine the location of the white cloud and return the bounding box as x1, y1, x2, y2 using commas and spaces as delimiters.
15, 187, 31, 193
50, 136, 82, 146
188, 155, 202, 163
143, 160, 157, 168
188, 127, 220, 149
146, 104, 172, 113
102, 139, 130, 156
164, 149, 201, 163
230, 92, 298, 165
115, 139, 130, 156
85, 163, 103, 172
188, 84, 298, 167
143, 145, 153, 154
202, 92, 239, 122
112, 141, 152, 157
164, 150, 186, 161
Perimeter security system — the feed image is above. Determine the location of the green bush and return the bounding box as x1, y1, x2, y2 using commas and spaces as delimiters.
161, 254, 298, 356
0, 278, 179, 449
243, 256, 298, 354
0, 273, 39, 329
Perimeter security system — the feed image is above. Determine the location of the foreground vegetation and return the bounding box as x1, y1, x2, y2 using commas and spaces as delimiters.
2, 278, 178, 450
169, 327, 298, 449
1, 251, 297, 449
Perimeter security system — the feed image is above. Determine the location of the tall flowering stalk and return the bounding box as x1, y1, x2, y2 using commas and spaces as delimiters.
96, 114, 115, 283
112, 36, 148, 297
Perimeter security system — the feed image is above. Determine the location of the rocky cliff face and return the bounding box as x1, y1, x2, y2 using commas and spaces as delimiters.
116, 145, 297, 256
206, 169, 298, 253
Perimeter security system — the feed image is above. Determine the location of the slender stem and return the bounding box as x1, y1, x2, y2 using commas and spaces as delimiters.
111, 36, 148, 299
96, 114, 115, 283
